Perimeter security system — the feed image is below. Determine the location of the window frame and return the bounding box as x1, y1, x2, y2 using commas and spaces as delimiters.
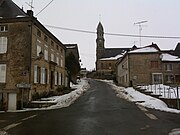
0, 64, 6, 83
0, 37, 7, 54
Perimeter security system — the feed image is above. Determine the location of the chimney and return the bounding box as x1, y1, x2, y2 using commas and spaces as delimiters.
27, 10, 34, 17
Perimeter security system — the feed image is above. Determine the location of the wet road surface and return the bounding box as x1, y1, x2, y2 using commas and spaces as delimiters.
0, 79, 180, 135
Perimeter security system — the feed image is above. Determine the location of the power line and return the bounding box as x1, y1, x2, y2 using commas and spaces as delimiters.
45, 24, 180, 39
36, 0, 54, 16
45, 25, 96, 34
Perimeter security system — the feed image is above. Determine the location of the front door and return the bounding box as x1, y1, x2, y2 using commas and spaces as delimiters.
50, 71, 54, 89
0, 93, 3, 111
8, 93, 17, 111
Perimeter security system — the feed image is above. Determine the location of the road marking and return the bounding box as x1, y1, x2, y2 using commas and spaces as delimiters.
145, 113, 158, 120
137, 105, 158, 120
138, 105, 148, 112
3, 122, 22, 131
2, 114, 37, 131
21, 114, 37, 121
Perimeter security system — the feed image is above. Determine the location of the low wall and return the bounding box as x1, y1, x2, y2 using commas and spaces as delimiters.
160, 98, 180, 110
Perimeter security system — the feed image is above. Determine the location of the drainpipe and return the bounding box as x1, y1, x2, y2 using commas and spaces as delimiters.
28, 16, 33, 101
127, 54, 131, 87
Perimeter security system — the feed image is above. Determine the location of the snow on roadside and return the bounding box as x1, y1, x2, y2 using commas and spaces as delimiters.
47, 79, 90, 109
4, 79, 90, 113
101, 80, 180, 114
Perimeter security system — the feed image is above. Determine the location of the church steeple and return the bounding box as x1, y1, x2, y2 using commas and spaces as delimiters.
96, 22, 105, 60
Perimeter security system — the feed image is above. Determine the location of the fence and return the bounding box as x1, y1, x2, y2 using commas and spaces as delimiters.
139, 84, 180, 109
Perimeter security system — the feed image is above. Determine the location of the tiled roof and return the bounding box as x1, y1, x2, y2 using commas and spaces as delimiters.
0, 0, 28, 18
101, 48, 129, 59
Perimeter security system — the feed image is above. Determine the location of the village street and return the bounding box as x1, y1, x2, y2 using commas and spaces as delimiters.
0, 79, 180, 135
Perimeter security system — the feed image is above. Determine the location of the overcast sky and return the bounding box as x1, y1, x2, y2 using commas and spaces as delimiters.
13, 0, 180, 70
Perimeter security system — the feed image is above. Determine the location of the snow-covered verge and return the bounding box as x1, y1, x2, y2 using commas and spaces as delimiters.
47, 79, 90, 109
102, 80, 180, 114
3, 79, 90, 113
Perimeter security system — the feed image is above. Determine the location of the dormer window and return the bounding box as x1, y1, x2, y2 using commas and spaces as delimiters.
0, 25, 8, 32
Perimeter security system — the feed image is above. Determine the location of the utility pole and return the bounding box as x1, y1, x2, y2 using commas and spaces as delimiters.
134, 21, 148, 47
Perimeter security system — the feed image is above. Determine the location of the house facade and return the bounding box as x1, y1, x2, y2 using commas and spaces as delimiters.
116, 44, 180, 87
0, 0, 67, 111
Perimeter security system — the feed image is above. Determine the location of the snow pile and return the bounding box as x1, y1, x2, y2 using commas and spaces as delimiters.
103, 80, 180, 113
6, 79, 89, 113
47, 79, 90, 109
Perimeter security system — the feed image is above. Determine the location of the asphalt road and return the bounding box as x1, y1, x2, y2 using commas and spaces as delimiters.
0, 79, 180, 135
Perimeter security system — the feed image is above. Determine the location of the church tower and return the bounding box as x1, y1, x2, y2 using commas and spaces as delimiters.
96, 22, 105, 61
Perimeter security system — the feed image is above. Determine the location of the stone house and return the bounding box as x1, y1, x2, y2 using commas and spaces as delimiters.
116, 43, 180, 87
0, 0, 67, 111
96, 22, 130, 79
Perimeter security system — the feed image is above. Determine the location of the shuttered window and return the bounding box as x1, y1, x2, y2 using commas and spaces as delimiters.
0, 64, 6, 83
0, 37, 7, 53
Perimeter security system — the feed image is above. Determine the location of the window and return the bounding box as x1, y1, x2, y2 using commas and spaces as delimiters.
165, 75, 173, 83
34, 65, 37, 83
34, 65, 40, 83
151, 61, 159, 68
56, 53, 59, 65
44, 45, 48, 61
51, 41, 54, 46
51, 49, 54, 62
45, 69, 48, 84
55, 72, 57, 85
0, 37, 7, 53
56, 45, 59, 50
60, 55, 63, 67
58, 73, 62, 85
0, 25, 8, 32
41, 68, 46, 84
44, 35, 48, 42
37, 29, 41, 37
0, 64, 6, 83
152, 73, 163, 84
165, 64, 173, 71
37, 40, 41, 56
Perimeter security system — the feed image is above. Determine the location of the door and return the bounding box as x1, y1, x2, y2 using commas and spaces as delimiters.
0, 93, 3, 111
8, 93, 17, 111
50, 71, 54, 89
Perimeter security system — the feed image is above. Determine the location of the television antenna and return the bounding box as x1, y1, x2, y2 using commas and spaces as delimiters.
134, 21, 148, 47
25, 0, 34, 10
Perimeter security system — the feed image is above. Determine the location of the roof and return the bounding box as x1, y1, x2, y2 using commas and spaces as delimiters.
101, 48, 129, 59
128, 43, 160, 54
97, 22, 104, 32
174, 43, 180, 57
161, 53, 180, 62
0, 0, 28, 18
100, 54, 124, 61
